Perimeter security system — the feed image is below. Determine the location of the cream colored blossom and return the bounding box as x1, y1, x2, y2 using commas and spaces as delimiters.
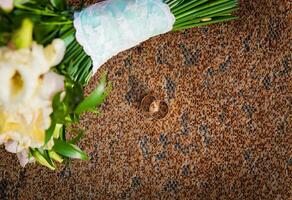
0, 0, 13, 12
0, 39, 66, 166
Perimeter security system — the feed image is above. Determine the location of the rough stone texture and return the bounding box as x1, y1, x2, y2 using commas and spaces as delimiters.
1, 0, 291, 199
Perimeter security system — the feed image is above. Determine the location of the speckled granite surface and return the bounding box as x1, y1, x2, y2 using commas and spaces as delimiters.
1, 0, 291, 199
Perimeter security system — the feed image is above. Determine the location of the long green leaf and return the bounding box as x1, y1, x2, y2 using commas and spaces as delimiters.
74, 73, 111, 114
50, 0, 66, 10
48, 150, 64, 163
52, 139, 88, 160
30, 149, 56, 170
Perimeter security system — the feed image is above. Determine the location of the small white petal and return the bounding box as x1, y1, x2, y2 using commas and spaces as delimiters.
5, 140, 19, 153
44, 39, 66, 66
17, 150, 29, 167
0, 0, 13, 11
40, 71, 64, 100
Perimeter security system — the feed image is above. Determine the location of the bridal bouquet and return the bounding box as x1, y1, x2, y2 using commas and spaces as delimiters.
0, 0, 238, 169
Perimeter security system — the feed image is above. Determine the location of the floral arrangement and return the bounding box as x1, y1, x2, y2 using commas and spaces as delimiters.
0, 0, 238, 169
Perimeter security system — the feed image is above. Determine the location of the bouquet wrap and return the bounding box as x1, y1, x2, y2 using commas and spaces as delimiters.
74, 0, 175, 73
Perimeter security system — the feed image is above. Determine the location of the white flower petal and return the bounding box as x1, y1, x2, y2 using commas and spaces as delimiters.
5, 140, 21, 153
17, 149, 29, 167
40, 71, 64, 100
44, 39, 66, 66
0, 0, 13, 11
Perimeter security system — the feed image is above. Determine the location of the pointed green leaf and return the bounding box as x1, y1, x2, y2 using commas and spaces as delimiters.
50, 0, 66, 10
30, 149, 56, 170
48, 150, 64, 163
75, 73, 111, 114
52, 139, 88, 160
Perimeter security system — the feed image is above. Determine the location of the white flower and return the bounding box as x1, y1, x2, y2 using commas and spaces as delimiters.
0, 39, 66, 166
0, 0, 13, 12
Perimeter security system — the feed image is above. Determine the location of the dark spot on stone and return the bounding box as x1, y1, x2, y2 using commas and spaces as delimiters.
206, 67, 215, 77
262, 75, 271, 90
203, 135, 211, 146
181, 146, 191, 155
238, 89, 244, 97
135, 46, 143, 54
183, 29, 191, 38
139, 136, 149, 158
198, 124, 211, 146
124, 56, 132, 68
243, 149, 252, 161
182, 165, 190, 176
219, 112, 226, 124
115, 68, 123, 77
155, 151, 167, 161
156, 48, 166, 65
89, 152, 95, 160
163, 180, 179, 192
246, 119, 256, 133
179, 44, 201, 66
279, 55, 291, 76
125, 76, 148, 106
200, 181, 210, 190
242, 103, 256, 118
180, 112, 190, 135
165, 77, 176, 99
276, 120, 286, 135
201, 27, 209, 35
174, 142, 181, 151
119, 189, 131, 199
156, 43, 172, 65
125, 92, 132, 105
0, 179, 8, 200
159, 133, 168, 148
131, 176, 141, 188
268, 18, 281, 40
59, 166, 71, 178
198, 124, 208, 136
203, 79, 210, 90
219, 56, 231, 72
243, 35, 251, 52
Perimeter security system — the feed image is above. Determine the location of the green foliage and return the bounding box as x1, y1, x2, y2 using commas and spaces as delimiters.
52, 139, 88, 160
75, 73, 112, 114
30, 148, 56, 170
164, 0, 239, 31
34, 74, 110, 170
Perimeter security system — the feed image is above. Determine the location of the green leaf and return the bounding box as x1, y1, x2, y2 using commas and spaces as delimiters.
75, 73, 111, 114
53, 123, 63, 138
45, 121, 56, 144
50, 0, 66, 10
30, 149, 56, 170
52, 139, 88, 160
48, 150, 64, 163
63, 80, 84, 112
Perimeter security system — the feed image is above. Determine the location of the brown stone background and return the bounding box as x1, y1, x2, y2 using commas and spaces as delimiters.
1, 0, 291, 199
